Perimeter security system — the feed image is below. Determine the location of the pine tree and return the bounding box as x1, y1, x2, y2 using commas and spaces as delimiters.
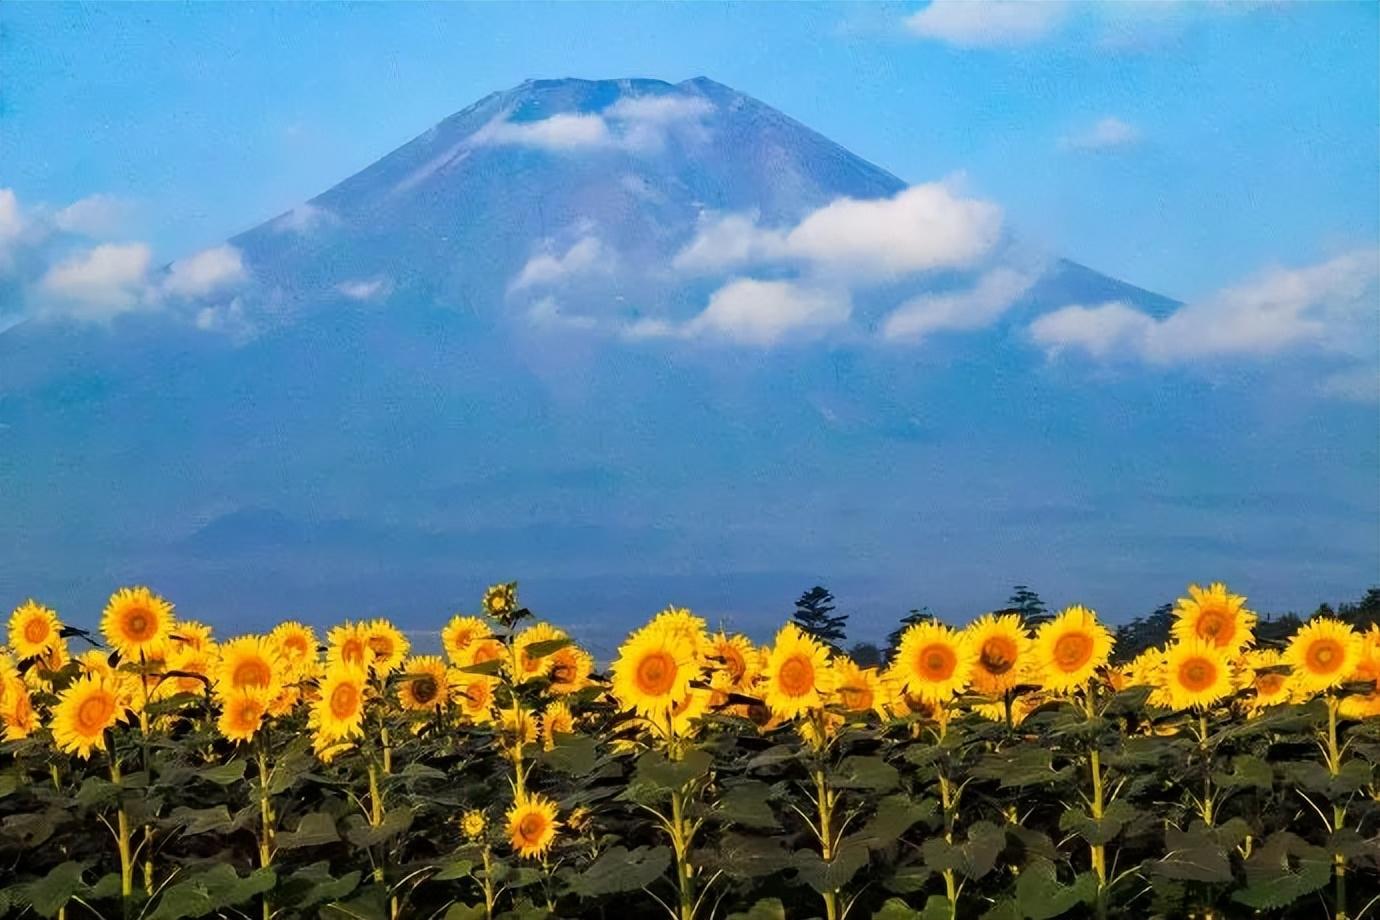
792, 586, 848, 652
1007, 585, 1050, 627
1112, 602, 1174, 661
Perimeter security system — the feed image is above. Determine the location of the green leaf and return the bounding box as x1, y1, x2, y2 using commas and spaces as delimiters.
632, 748, 713, 792
166, 805, 234, 836
74, 777, 120, 808
707, 832, 795, 879
726, 899, 786, 920
345, 808, 414, 847
831, 755, 898, 792
198, 760, 248, 785
1231, 832, 1331, 910
1145, 825, 1232, 883
717, 781, 778, 829
538, 734, 598, 775
920, 821, 1004, 880
22, 861, 88, 917
852, 795, 936, 848
793, 841, 870, 893
569, 846, 671, 896
146, 866, 275, 920
1213, 754, 1272, 791
1013, 859, 1096, 920
1058, 799, 1139, 846
275, 862, 362, 910
458, 659, 504, 677
522, 638, 572, 658
443, 904, 488, 920
872, 898, 924, 919
275, 811, 341, 849
323, 884, 390, 920
972, 747, 1070, 788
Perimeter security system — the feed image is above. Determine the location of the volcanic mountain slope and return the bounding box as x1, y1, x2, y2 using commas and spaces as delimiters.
1, 77, 1369, 646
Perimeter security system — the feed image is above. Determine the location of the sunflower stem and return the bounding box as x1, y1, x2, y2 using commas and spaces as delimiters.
1198, 710, 1214, 827
1084, 687, 1108, 918
108, 742, 135, 909
813, 759, 840, 920
1326, 696, 1348, 920
256, 738, 275, 920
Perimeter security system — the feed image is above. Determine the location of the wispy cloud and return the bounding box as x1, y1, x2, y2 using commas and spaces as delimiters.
273, 202, 337, 236
474, 91, 715, 154
629, 278, 851, 346
1061, 117, 1141, 152
904, 1, 1067, 48
882, 267, 1036, 342
510, 236, 610, 292
1029, 249, 1380, 365
336, 276, 394, 302
474, 113, 613, 152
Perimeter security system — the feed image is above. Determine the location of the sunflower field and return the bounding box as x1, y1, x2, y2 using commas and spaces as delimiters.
0, 583, 1377, 920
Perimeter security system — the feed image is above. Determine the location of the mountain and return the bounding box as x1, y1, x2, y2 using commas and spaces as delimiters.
0, 78, 1370, 650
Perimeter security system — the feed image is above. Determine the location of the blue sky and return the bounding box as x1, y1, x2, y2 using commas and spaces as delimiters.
2, 1, 1375, 303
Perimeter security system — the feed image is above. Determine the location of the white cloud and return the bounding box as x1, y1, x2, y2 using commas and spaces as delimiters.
336, 276, 394, 301
882, 267, 1036, 341
1061, 117, 1142, 152
905, 1, 1067, 47
473, 113, 613, 151
1029, 249, 1380, 363
673, 183, 1003, 280
273, 203, 336, 235
606, 94, 714, 125
527, 296, 599, 331
0, 189, 28, 243
682, 278, 852, 346
53, 194, 129, 238
510, 236, 609, 291
37, 242, 153, 319
163, 244, 247, 298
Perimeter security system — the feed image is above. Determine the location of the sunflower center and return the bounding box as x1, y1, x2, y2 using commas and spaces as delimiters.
233, 659, 273, 689
1053, 633, 1092, 671
550, 660, 573, 684
124, 607, 153, 640
367, 636, 393, 659
634, 650, 678, 696
1196, 610, 1229, 642
1306, 639, 1343, 673
342, 638, 367, 666
518, 813, 546, 842
464, 682, 491, 709
1255, 673, 1285, 696
979, 637, 1018, 675
24, 619, 49, 644
722, 647, 746, 681
236, 700, 261, 726
329, 682, 360, 719
283, 637, 308, 660
917, 643, 957, 680
839, 684, 873, 711
472, 643, 501, 665
778, 654, 815, 696
411, 675, 439, 704
76, 692, 115, 732
1178, 657, 1216, 692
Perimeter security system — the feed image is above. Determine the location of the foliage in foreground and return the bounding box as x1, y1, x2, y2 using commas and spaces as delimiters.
1, 582, 1378, 920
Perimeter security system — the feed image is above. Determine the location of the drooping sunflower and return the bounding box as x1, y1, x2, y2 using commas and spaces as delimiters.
218, 689, 271, 742
171, 620, 214, 653
482, 583, 518, 619
890, 620, 976, 704
506, 793, 560, 859
541, 700, 576, 748
1034, 605, 1114, 693
832, 658, 892, 719
668, 685, 715, 738
441, 615, 491, 665
547, 644, 594, 695
1127, 647, 1173, 708
453, 675, 498, 725
52, 675, 125, 758
707, 631, 759, 691
1171, 583, 1256, 654
1, 679, 37, 741
327, 622, 374, 671
761, 623, 837, 720
965, 613, 1033, 697
397, 656, 450, 712
610, 627, 697, 717
269, 621, 318, 678
311, 665, 369, 743
513, 622, 567, 681
1162, 639, 1235, 711
1237, 648, 1294, 712
101, 587, 173, 660
160, 646, 217, 699
8, 600, 63, 659
215, 636, 284, 699
1285, 617, 1363, 695
363, 619, 409, 676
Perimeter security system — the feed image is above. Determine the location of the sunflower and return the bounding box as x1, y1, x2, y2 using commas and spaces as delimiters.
397, 656, 449, 712
218, 689, 271, 742
465, 638, 506, 670
610, 627, 697, 717
973, 692, 1047, 727
965, 613, 1033, 697
453, 675, 498, 725
269, 621, 318, 678
52, 675, 125, 758
541, 700, 576, 748
762, 623, 837, 720
1034, 606, 1114, 693
1, 680, 37, 741
513, 622, 567, 681
890, 620, 976, 704
8, 600, 63, 659
708, 631, 759, 691
171, 620, 214, 653
668, 685, 715, 738
363, 619, 409, 676
547, 645, 594, 695
1128, 647, 1174, 708
1171, 583, 1256, 654
441, 615, 491, 665
1284, 617, 1363, 696
1237, 648, 1294, 712
311, 665, 368, 743
502, 707, 539, 748
216, 636, 284, 699
642, 606, 709, 655
461, 809, 487, 841
506, 794, 560, 859
482, 583, 518, 619
1161, 639, 1234, 711
1340, 628, 1380, 719
101, 587, 173, 659
833, 658, 892, 719
327, 622, 374, 671
161, 646, 217, 699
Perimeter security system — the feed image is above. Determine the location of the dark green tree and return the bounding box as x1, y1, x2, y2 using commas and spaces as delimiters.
792, 585, 848, 652
1338, 587, 1380, 630
1007, 585, 1051, 627
1112, 602, 1174, 662
847, 641, 883, 668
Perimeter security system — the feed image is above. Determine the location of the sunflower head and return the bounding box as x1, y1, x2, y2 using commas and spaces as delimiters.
610, 626, 696, 717
708, 631, 759, 691
216, 636, 285, 699
513, 622, 567, 681
0, 679, 37, 741
327, 622, 375, 671
311, 664, 369, 743
8, 600, 63, 659
363, 620, 409, 676
1172, 583, 1256, 653
832, 658, 891, 718
890, 620, 976, 704
643, 606, 709, 656
171, 620, 214, 653
397, 656, 449, 712
269, 621, 318, 679
101, 587, 174, 659
453, 675, 498, 725
461, 809, 488, 841
1034, 605, 1114, 693
965, 613, 1033, 697
482, 583, 520, 624
1162, 638, 1235, 711
501, 707, 540, 749
541, 700, 577, 748
762, 623, 837, 721
53, 675, 126, 758
1284, 617, 1363, 696
217, 688, 271, 743
547, 645, 594, 695
506, 794, 560, 859
1238, 648, 1294, 712
441, 615, 491, 665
